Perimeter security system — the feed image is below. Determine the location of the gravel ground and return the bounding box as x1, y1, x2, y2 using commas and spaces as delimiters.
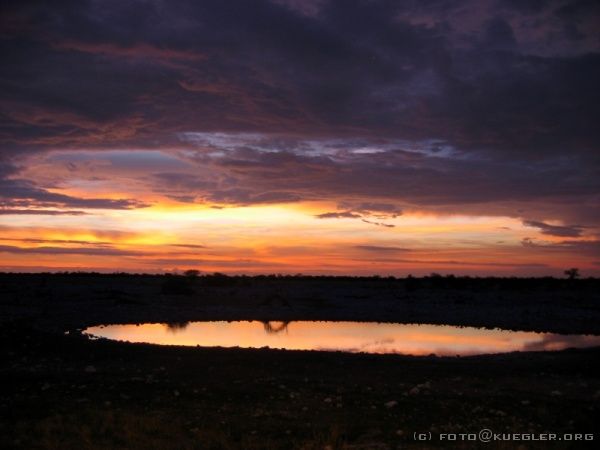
1, 274, 599, 449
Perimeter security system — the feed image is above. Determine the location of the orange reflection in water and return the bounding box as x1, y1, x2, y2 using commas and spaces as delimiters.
84, 321, 600, 356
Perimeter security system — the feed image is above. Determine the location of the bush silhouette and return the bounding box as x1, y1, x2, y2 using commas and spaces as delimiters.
161, 275, 194, 295
199, 273, 234, 287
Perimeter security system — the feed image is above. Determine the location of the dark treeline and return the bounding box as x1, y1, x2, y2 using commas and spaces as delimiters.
0, 271, 598, 292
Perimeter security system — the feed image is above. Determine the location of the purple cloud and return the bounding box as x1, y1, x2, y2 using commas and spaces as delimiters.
0, 0, 598, 228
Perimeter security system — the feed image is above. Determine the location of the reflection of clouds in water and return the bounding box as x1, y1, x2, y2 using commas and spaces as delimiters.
88, 321, 600, 356
431, 348, 483, 357
358, 337, 395, 350
522, 334, 600, 352
316, 338, 397, 354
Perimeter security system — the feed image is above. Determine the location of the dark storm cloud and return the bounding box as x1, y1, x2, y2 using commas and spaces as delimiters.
340, 202, 402, 218
522, 219, 583, 237
2, 0, 599, 146
164, 138, 599, 225
520, 237, 600, 255
0, 0, 599, 222
315, 208, 397, 227
361, 218, 395, 228
316, 211, 362, 219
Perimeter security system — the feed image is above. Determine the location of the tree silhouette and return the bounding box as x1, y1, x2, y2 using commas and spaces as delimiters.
564, 268, 580, 280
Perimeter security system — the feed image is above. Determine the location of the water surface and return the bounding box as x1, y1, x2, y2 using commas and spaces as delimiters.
84, 321, 600, 356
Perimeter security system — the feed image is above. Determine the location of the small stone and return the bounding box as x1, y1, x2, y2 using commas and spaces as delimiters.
84, 365, 96, 373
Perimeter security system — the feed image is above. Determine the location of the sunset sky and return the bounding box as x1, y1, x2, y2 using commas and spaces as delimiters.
1, 0, 599, 275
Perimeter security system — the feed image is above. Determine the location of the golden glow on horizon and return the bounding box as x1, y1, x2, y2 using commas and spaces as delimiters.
0, 201, 597, 275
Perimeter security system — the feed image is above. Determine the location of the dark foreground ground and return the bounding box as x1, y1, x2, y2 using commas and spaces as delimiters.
1, 274, 599, 449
